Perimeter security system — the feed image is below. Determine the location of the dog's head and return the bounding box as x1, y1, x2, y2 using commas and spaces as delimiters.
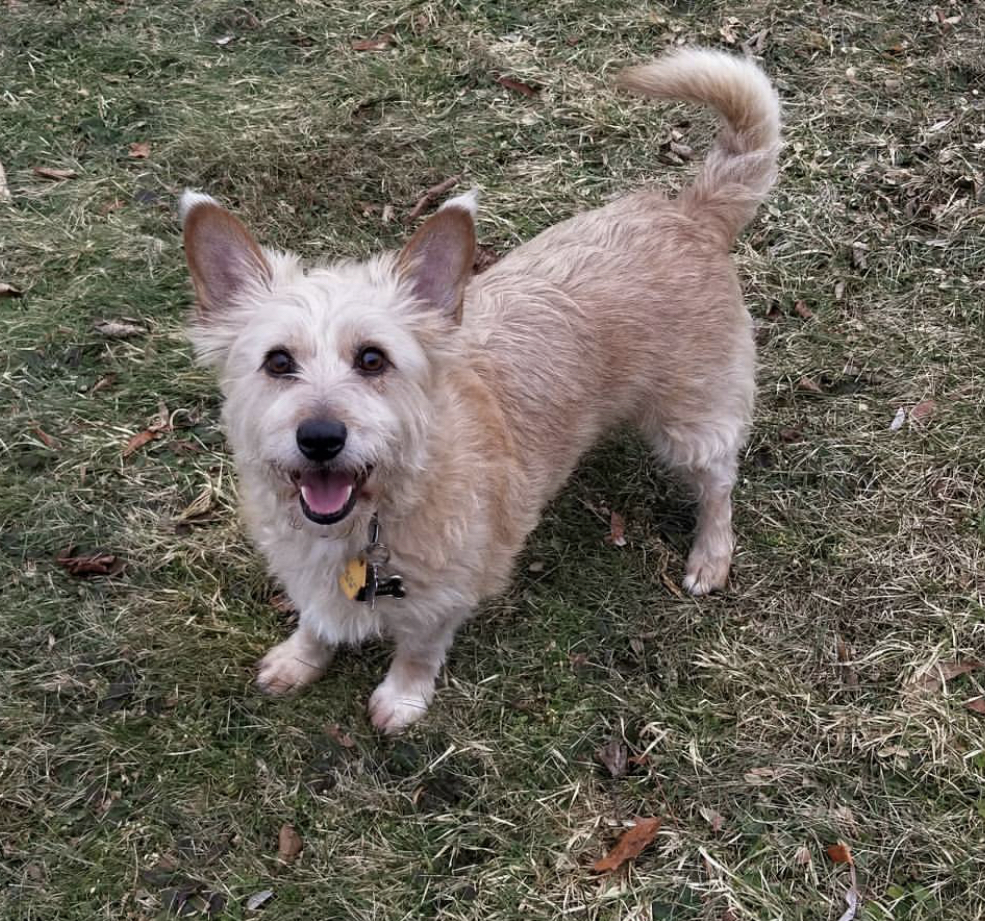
181, 190, 477, 527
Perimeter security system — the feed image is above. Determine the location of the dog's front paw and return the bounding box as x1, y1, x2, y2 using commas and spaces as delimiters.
682, 550, 730, 596
368, 674, 433, 734
256, 633, 331, 695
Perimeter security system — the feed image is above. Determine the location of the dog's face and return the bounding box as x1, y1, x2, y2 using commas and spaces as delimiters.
181, 193, 476, 527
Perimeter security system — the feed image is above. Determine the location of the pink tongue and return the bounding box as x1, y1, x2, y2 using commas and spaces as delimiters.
300, 470, 355, 515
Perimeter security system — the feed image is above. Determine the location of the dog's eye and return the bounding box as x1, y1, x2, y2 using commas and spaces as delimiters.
263, 350, 296, 377
355, 346, 387, 375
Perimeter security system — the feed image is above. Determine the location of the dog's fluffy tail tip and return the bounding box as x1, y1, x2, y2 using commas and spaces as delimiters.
619, 47, 780, 242
179, 189, 220, 224
439, 187, 480, 217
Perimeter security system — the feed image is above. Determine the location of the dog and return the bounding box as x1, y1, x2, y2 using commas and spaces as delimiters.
180, 47, 780, 733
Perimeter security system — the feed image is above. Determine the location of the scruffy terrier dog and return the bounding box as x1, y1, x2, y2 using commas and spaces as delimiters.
181, 48, 780, 732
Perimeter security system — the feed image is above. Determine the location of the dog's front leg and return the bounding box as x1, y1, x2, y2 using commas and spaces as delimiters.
368, 613, 462, 734
256, 620, 334, 695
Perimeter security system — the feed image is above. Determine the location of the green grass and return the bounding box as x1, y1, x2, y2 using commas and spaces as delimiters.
2, 1, 984, 919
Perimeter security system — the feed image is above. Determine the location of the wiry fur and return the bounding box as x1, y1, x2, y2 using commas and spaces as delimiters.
181, 47, 781, 732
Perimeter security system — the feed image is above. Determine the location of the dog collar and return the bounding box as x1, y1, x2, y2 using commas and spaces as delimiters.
338, 513, 405, 608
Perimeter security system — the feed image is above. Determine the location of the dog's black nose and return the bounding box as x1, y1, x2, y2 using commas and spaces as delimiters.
296, 419, 347, 461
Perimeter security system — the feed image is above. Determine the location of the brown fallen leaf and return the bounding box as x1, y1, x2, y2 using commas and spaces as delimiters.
91, 373, 118, 394
0, 282, 23, 297
836, 635, 859, 688
94, 319, 146, 338
596, 739, 628, 778
779, 425, 803, 443
744, 767, 778, 785
699, 806, 724, 832
128, 141, 151, 159
909, 399, 936, 425
473, 245, 501, 275
99, 198, 124, 215
607, 511, 627, 547
793, 299, 813, 319
405, 175, 460, 222
966, 698, 985, 715
741, 27, 770, 55
34, 166, 77, 180
56, 550, 124, 577
795, 844, 812, 865
826, 841, 853, 864
327, 724, 356, 748
31, 425, 59, 449
123, 429, 158, 457
797, 376, 823, 394
277, 824, 302, 863
495, 75, 539, 97
270, 592, 295, 614
914, 659, 984, 691
593, 817, 661, 873
351, 34, 393, 51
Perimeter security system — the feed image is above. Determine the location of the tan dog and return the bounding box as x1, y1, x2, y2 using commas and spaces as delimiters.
181, 48, 780, 732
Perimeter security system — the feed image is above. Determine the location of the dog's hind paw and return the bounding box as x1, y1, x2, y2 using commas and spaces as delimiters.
368, 675, 432, 734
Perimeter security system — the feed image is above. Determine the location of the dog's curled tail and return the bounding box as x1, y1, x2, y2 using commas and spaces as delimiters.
618, 47, 780, 245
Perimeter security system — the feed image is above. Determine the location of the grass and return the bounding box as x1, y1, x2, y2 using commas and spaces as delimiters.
2, 0, 984, 918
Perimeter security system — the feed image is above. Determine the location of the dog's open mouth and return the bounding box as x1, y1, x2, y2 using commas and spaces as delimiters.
295, 468, 369, 525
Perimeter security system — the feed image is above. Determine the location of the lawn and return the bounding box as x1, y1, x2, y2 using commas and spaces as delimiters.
1, 1, 984, 919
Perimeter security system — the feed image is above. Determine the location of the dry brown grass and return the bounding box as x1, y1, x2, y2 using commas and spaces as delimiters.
1, 1, 984, 919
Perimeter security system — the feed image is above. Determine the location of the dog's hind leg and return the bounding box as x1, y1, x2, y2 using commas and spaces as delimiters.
640, 413, 746, 596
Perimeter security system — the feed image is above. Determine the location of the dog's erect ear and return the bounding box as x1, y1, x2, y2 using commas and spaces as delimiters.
181, 191, 271, 315
397, 203, 476, 323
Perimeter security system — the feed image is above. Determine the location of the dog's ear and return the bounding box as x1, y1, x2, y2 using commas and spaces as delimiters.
397, 204, 476, 323
181, 191, 271, 316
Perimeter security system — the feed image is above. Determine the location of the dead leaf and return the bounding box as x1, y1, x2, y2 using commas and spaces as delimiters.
56, 550, 124, 577
914, 659, 984, 691
669, 141, 693, 160
277, 824, 302, 863
889, 407, 906, 431
270, 592, 295, 614
94, 319, 146, 338
779, 425, 803, 443
31, 425, 58, 449
607, 511, 627, 547
473, 245, 501, 274
826, 842, 853, 864
100, 198, 124, 215
128, 141, 151, 159
176, 487, 213, 521
246, 889, 274, 910
699, 806, 724, 832
568, 652, 589, 668
593, 817, 661, 873
836, 887, 860, 921
965, 697, 985, 716
797, 376, 823, 394
909, 399, 935, 424
405, 175, 460, 222
0, 282, 22, 297
596, 739, 628, 778
741, 27, 770, 55
91, 373, 117, 394
744, 767, 778, 785
495, 75, 539, 97
123, 430, 158, 457
351, 34, 393, 51
327, 724, 356, 748
34, 166, 77, 181
795, 844, 812, 865
836, 635, 859, 687
793, 299, 813, 319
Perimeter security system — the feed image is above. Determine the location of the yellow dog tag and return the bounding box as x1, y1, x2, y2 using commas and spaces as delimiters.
338, 558, 367, 601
